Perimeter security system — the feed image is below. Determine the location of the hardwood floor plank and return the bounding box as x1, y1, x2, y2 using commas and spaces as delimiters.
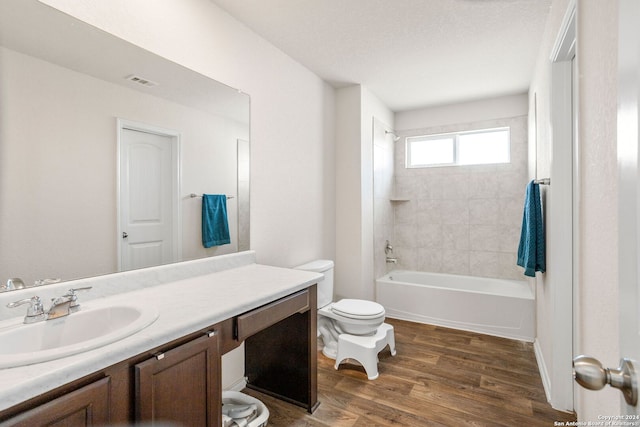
415, 335, 540, 374
243, 318, 576, 426
411, 379, 535, 417
434, 352, 544, 389
333, 371, 415, 398
479, 375, 549, 403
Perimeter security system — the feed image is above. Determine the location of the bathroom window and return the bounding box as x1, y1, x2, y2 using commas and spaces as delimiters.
406, 127, 510, 168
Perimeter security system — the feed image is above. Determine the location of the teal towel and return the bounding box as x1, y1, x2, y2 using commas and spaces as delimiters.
202, 194, 230, 248
517, 181, 545, 277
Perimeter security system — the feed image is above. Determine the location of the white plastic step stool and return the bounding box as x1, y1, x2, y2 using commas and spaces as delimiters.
334, 322, 396, 380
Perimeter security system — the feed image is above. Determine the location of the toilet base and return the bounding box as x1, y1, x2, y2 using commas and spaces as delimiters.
322, 341, 338, 359
334, 322, 396, 380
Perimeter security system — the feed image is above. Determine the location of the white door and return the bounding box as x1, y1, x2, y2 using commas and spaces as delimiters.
573, 0, 640, 414
617, 0, 640, 415
118, 122, 180, 271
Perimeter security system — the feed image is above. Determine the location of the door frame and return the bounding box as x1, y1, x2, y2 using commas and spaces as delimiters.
116, 118, 182, 271
618, 0, 640, 415
545, 0, 577, 411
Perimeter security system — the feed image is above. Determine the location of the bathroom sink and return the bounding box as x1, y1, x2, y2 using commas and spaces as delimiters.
0, 304, 159, 368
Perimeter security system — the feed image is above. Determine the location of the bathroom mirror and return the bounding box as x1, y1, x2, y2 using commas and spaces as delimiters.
0, 0, 251, 290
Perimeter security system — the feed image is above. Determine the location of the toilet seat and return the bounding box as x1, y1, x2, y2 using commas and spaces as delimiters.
331, 299, 385, 320
319, 299, 386, 337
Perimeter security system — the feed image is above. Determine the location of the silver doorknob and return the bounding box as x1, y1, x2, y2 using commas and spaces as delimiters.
122, 232, 128, 239
573, 355, 639, 406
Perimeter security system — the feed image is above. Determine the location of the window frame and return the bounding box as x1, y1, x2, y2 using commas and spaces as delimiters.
405, 126, 511, 169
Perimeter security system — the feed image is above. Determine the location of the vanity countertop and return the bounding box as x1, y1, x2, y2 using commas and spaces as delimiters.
0, 263, 322, 412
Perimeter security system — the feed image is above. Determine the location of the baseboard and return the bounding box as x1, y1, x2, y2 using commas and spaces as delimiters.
534, 338, 552, 403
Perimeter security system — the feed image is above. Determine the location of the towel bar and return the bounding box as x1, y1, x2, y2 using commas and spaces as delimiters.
190, 193, 234, 199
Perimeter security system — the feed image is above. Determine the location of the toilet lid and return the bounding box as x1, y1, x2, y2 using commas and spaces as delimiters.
331, 299, 385, 320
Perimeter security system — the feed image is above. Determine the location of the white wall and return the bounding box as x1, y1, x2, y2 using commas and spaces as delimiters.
335, 86, 363, 300
396, 94, 529, 130
530, 0, 620, 418
335, 85, 393, 300
575, 0, 619, 419
361, 88, 395, 298
527, 0, 571, 411
38, 0, 336, 393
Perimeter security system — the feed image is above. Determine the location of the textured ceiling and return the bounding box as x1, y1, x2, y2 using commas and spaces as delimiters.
210, 0, 551, 112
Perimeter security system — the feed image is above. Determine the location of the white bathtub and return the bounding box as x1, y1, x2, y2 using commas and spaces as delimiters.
376, 270, 535, 342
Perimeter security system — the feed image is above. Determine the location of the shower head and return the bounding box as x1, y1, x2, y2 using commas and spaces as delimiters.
385, 130, 400, 142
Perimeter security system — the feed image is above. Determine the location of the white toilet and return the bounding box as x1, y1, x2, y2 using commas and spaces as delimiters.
296, 260, 396, 379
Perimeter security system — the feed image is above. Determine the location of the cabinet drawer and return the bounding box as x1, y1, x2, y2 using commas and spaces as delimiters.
236, 289, 309, 341
0, 377, 110, 427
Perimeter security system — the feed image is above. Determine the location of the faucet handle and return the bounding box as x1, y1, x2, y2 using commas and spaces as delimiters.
63, 286, 92, 296
7, 296, 46, 324
63, 286, 92, 311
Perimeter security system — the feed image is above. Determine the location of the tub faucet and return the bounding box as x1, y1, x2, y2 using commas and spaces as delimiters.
385, 240, 398, 263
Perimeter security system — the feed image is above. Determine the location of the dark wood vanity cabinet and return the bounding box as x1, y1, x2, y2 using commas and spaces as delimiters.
0, 377, 110, 427
135, 332, 221, 427
0, 285, 317, 427
244, 287, 318, 413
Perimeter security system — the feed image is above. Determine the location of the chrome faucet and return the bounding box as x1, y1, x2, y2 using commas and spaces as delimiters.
1, 278, 25, 292
47, 295, 74, 320
6, 287, 92, 324
1, 277, 61, 292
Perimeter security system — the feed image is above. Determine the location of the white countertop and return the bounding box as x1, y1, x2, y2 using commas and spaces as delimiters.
0, 263, 322, 412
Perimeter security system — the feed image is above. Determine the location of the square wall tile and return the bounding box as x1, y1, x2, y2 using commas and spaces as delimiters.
469, 199, 499, 225
470, 225, 500, 252
441, 250, 470, 275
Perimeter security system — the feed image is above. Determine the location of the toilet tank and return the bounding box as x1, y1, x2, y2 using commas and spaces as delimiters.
294, 260, 334, 308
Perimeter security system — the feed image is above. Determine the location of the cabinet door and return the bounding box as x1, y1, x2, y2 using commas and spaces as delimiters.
135, 332, 221, 427
0, 377, 110, 427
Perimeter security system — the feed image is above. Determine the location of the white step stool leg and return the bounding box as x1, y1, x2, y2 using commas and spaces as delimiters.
385, 324, 397, 356
334, 323, 396, 380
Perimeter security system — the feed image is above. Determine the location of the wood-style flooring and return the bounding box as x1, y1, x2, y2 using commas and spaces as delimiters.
244, 318, 577, 426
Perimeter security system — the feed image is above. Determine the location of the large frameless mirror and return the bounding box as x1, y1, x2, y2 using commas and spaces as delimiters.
0, 0, 251, 291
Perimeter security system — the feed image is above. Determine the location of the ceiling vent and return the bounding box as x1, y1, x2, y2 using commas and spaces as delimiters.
125, 74, 158, 87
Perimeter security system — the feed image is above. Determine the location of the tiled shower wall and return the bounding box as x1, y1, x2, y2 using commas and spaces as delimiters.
392, 116, 528, 280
